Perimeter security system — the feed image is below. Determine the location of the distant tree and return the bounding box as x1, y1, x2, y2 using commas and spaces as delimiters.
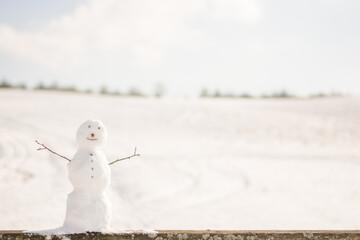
310, 91, 344, 98
44, 82, 60, 91
214, 89, 221, 98
35, 82, 46, 90
270, 90, 293, 98
100, 86, 108, 95
16, 83, 27, 89
278, 90, 292, 98
128, 87, 144, 97
154, 82, 165, 98
0, 78, 12, 88
61, 86, 77, 92
239, 93, 252, 98
84, 89, 93, 94
200, 88, 209, 97
48, 82, 59, 91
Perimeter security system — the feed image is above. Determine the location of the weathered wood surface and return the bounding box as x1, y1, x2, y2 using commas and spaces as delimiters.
1, 230, 360, 240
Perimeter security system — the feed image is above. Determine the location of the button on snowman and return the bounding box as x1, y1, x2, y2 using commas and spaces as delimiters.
36, 119, 139, 233
63, 119, 112, 232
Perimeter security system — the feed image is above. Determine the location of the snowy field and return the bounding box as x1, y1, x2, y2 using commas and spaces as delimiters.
1, 89, 360, 231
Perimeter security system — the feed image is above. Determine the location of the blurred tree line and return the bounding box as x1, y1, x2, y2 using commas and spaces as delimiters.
0, 77, 346, 99
0, 78, 153, 97
199, 88, 345, 99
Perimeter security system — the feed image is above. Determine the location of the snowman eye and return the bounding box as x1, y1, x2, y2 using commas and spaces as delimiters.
98, 127, 101, 129
88, 125, 91, 128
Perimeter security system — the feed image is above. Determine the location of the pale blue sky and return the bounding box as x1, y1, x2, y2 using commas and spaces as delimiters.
0, 0, 359, 97
0, 0, 89, 30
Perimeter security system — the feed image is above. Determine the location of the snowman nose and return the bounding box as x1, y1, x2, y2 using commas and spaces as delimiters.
91, 133, 95, 137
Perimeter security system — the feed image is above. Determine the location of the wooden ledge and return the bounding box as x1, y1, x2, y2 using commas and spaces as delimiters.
2, 230, 360, 240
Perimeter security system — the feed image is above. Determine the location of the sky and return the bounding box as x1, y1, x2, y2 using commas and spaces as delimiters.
0, 0, 359, 97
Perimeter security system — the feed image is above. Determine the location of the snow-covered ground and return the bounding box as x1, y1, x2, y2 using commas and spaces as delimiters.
1, 89, 360, 231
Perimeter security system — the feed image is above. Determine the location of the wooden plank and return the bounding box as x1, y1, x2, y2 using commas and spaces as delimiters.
1, 230, 360, 240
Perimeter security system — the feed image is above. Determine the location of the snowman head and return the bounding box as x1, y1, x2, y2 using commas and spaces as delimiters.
76, 119, 108, 149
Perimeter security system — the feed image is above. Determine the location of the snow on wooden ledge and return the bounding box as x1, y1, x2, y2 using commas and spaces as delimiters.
1, 230, 360, 240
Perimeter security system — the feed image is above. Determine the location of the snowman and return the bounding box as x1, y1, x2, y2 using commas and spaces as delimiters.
36, 119, 139, 233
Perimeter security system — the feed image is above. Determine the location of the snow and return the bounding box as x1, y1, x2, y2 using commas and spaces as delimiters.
1, 89, 360, 231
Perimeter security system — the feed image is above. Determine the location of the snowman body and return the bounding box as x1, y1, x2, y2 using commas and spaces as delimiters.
62, 120, 112, 232
68, 149, 110, 193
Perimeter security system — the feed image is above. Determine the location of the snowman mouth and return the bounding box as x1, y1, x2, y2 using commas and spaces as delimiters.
87, 138, 98, 141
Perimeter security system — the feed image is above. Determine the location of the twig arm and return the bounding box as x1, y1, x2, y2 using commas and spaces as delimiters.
109, 147, 140, 165
35, 140, 71, 162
